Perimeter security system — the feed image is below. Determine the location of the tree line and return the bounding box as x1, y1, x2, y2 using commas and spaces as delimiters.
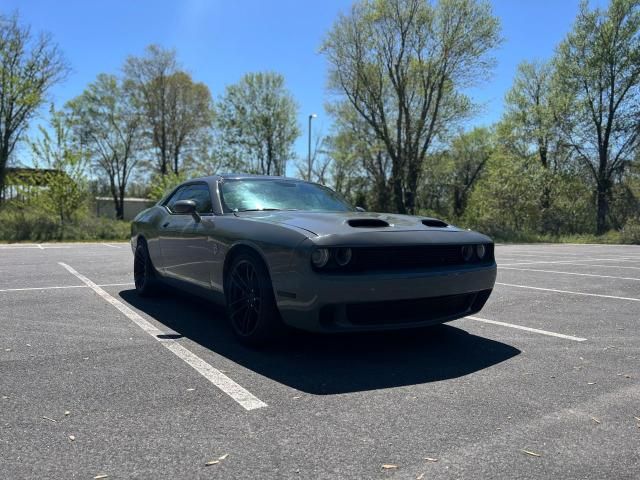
0, 0, 639, 242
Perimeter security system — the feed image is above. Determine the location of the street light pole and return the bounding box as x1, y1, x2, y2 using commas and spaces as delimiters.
308, 113, 317, 181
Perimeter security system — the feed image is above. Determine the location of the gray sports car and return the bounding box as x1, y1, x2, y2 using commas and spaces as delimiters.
131, 174, 496, 344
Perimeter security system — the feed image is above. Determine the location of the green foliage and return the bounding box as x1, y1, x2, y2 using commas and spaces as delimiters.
554, 0, 640, 233
0, 12, 69, 196
27, 106, 88, 238
621, 217, 640, 244
463, 152, 543, 237
0, 201, 130, 242
421, 127, 494, 219
66, 73, 142, 220
322, 0, 502, 213
214, 72, 300, 176
124, 45, 214, 176
147, 171, 188, 202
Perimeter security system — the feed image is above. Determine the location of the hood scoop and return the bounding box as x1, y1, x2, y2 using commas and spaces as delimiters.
422, 218, 448, 228
347, 218, 390, 228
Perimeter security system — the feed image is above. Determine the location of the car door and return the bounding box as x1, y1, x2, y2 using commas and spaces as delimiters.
158, 183, 217, 289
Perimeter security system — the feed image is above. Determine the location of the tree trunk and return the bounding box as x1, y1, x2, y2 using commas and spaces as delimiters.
0, 143, 9, 204
392, 175, 405, 214
453, 187, 464, 218
405, 163, 419, 215
391, 155, 405, 214
596, 181, 609, 235
0, 167, 6, 204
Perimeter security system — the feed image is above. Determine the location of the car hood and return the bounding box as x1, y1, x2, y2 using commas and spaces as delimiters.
236, 210, 466, 237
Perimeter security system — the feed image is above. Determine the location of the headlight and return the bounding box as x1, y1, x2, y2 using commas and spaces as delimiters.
462, 245, 474, 261
334, 247, 352, 266
311, 248, 330, 268
476, 244, 486, 260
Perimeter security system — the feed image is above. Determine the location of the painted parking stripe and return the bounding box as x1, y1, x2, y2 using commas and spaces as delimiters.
501, 260, 640, 271
0, 282, 133, 293
498, 252, 640, 259
0, 283, 133, 293
576, 263, 640, 271
499, 257, 640, 267
101, 243, 121, 248
500, 267, 640, 281
496, 282, 640, 302
465, 316, 587, 342
0, 245, 73, 250
58, 262, 267, 411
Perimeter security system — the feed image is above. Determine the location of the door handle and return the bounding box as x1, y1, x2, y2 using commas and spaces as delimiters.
162, 222, 170, 228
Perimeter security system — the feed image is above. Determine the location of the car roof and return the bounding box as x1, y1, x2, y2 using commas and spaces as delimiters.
190, 173, 307, 183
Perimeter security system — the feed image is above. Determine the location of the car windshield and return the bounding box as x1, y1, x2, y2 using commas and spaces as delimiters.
220, 179, 354, 213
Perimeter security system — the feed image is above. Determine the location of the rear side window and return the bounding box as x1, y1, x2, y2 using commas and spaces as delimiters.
164, 183, 213, 214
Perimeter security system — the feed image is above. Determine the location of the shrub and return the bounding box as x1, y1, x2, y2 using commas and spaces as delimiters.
621, 217, 640, 244
0, 202, 130, 242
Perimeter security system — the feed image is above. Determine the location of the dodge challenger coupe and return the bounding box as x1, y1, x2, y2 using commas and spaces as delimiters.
131, 174, 496, 345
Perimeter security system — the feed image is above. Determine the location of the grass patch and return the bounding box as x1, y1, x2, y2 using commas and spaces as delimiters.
0, 205, 130, 242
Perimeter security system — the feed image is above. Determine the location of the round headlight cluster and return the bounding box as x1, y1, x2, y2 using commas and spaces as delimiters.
311, 247, 353, 270
461, 244, 489, 262
311, 248, 330, 268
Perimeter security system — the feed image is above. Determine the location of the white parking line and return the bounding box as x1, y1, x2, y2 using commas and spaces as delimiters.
101, 243, 120, 248
0, 283, 134, 293
499, 257, 640, 267
579, 263, 640, 271
497, 252, 640, 259
0, 245, 73, 250
496, 282, 640, 302
464, 316, 587, 342
58, 262, 267, 411
500, 267, 640, 281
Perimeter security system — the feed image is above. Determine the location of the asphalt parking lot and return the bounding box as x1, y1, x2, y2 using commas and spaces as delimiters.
1, 242, 639, 479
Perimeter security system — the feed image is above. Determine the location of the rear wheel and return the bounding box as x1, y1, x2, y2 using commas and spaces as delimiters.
225, 252, 282, 346
134, 241, 160, 296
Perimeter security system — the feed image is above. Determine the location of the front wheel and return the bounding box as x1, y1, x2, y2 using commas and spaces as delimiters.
225, 252, 283, 346
134, 241, 160, 296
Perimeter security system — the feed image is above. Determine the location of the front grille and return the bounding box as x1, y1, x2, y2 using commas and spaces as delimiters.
346, 244, 494, 272
318, 289, 493, 328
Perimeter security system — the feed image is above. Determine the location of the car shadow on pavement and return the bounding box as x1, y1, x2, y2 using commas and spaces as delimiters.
119, 289, 520, 395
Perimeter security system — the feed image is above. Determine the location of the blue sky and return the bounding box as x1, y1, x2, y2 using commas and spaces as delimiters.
4, 0, 608, 165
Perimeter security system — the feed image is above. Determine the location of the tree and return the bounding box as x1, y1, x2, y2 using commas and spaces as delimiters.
0, 12, 68, 200
326, 100, 393, 211
29, 106, 86, 237
124, 45, 213, 176
321, 0, 501, 214
67, 74, 142, 220
448, 127, 493, 217
214, 72, 300, 176
503, 61, 573, 172
555, 0, 640, 234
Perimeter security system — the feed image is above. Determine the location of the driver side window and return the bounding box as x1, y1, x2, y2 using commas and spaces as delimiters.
164, 184, 213, 214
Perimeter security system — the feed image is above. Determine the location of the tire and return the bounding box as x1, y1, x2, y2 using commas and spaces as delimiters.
134, 241, 160, 297
225, 252, 283, 346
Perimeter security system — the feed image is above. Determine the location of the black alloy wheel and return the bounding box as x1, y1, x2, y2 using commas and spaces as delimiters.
134, 241, 159, 296
225, 252, 282, 345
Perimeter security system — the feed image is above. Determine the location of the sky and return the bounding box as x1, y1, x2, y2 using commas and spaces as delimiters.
3, 0, 609, 168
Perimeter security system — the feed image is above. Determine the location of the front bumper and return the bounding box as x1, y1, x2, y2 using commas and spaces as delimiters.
273, 257, 497, 333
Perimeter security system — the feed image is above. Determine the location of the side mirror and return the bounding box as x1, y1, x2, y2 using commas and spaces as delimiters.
172, 200, 200, 221
355, 206, 366, 212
